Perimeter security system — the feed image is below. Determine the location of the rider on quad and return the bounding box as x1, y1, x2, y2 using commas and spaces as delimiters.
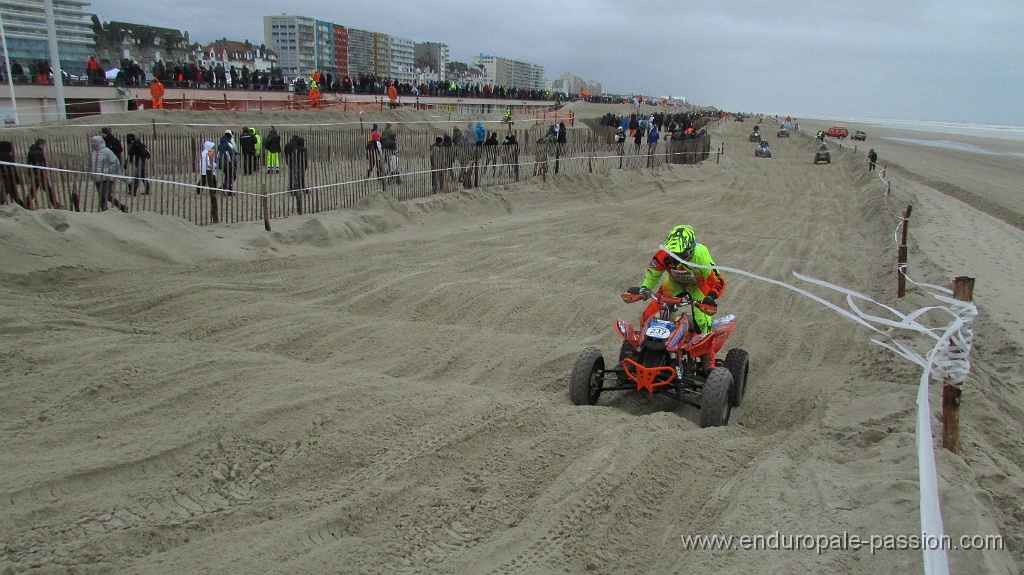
627, 224, 727, 334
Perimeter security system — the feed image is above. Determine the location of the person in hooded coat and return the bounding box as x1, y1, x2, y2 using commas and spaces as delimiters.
218, 131, 237, 193
474, 122, 486, 146
89, 135, 127, 212
197, 140, 218, 194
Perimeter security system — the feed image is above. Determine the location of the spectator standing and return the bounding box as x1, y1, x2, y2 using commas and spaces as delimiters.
149, 77, 165, 109
366, 124, 382, 178
197, 141, 217, 194
387, 81, 398, 108
26, 138, 62, 209
239, 127, 257, 175
474, 122, 486, 146
483, 131, 499, 175
867, 148, 878, 171
499, 133, 519, 179
89, 136, 127, 212
217, 130, 237, 194
647, 124, 660, 156
614, 126, 626, 154
264, 126, 281, 174
101, 127, 123, 162
283, 135, 308, 195
124, 134, 151, 195
381, 123, 398, 166
633, 124, 645, 154
429, 136, 444, 192
9, 60, 25, 83
0, 140, 26, 207
86, 55, 102, 85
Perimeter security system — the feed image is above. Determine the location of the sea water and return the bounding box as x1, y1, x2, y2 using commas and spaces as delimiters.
801, 116, 1024, 142
800, 116, 1024, 158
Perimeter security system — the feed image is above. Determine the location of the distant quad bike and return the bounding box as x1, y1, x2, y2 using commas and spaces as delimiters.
755, 141, 771, 158
569, 290, 750, 428
749, 129, 761, 142
776, 127, 790, 138
813, 144, 831, 164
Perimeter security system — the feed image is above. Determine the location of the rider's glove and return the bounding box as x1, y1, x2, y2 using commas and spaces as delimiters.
695, 294, 718, 316
626, 286, 652, 299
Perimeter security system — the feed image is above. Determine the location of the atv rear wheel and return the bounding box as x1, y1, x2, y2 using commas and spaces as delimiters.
699, 367, 732, 428
569, 347, 605, 406
724, 348, 750, 408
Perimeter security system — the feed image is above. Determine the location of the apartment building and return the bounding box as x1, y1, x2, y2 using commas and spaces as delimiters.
0, 0, 94, 75
262, 14, 315, 78
413, 41, 448, 82
471, 54, 544, 91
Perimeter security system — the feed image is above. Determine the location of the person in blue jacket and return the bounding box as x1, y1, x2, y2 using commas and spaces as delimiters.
474, 122, 487, 146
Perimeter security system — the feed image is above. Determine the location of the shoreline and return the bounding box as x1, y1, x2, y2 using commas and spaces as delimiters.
790, 117, 1024, 231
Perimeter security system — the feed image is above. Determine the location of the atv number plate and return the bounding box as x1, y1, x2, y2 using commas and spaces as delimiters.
646, 321, 673, 339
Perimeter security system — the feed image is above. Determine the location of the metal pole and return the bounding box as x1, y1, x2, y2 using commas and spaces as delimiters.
43, 0, 66, 120
0, 10, 19, 124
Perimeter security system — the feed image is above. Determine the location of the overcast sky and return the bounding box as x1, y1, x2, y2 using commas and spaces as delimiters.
88, 0, 1024, 125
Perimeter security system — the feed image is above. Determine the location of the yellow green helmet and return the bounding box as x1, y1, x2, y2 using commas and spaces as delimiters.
665, 225, 696, 258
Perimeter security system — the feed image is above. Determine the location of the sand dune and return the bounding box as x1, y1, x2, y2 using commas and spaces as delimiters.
1, 106, 1021, 574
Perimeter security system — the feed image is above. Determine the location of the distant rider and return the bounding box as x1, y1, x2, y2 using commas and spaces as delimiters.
627, 225, 726, 334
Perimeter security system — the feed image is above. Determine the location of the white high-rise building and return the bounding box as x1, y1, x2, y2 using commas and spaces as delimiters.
388, 35, 414, 84
0, 0, 94, 75
471, 54, 544, 91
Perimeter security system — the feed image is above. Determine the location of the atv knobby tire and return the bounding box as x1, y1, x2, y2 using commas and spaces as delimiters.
699, 367, 732, 428
570, 347, 605, 406
724, 348, 750, 408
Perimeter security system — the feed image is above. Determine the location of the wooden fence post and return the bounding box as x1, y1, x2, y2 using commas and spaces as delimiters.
897, 205, 912, 298
261, 183, 271, 231
942, 276, 975, 454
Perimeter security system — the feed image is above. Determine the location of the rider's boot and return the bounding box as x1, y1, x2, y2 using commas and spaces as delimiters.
699, 352, 715, 376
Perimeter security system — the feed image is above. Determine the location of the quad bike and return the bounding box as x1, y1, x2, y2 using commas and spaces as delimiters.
755, 143, 772, 158
749, 130, 761, 142
569, 290, 750, 427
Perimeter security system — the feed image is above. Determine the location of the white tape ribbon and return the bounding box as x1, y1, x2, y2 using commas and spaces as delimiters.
660, 244, 976, 575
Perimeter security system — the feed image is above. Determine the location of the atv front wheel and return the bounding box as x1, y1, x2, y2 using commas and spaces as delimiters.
724, 348, 750, 408
569, 347, 605, 406
699, 368, 732, 428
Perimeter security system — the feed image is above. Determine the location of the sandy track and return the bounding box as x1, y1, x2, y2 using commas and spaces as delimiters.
1, 112, 1021, 574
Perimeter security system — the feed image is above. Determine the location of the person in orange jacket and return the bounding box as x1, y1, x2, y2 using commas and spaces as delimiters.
149, 77, 165, 109
387, 82, 398, 109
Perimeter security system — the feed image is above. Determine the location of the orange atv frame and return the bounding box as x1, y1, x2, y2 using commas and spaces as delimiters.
569, 291, 750, 428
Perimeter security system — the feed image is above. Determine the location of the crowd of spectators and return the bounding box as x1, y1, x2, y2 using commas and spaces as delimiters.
598, 111, 715, 139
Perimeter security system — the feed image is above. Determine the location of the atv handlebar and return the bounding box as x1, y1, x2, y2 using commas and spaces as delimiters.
622, 291, 717, 317
620, 291, 687, 305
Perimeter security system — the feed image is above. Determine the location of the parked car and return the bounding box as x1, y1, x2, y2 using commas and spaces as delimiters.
823, 126, 849, 139
851, 130, 867, 141
813, 144, 831, 164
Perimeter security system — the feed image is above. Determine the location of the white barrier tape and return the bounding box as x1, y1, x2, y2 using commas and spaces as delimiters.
663, 245, 976, 575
